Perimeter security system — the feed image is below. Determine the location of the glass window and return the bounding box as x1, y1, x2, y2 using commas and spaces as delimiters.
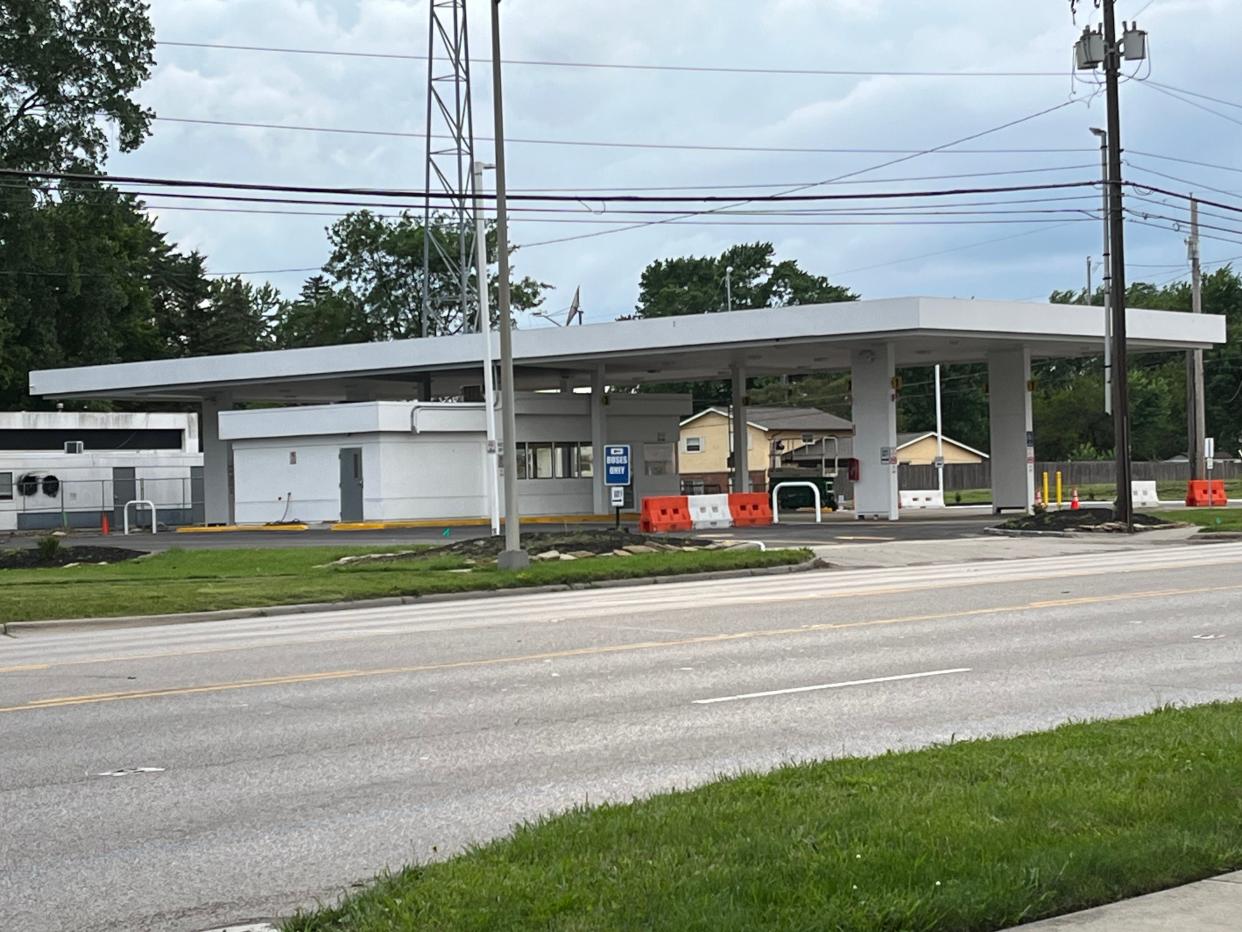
0, 472, 11, 501
577, 444, 594, 479
684, 436, 702, 453
530, 442, 555, 479
554, 442, 577, 479
511, 443, 528, 480
643, 442, 677, 477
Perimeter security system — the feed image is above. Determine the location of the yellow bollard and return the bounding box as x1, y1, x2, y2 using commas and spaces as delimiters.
1042, 471, 1050, 509
1056, 471, 1063, 509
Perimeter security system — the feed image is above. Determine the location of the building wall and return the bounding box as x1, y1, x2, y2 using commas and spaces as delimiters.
226, 397, 685, 524
897, 436, 985, 466
0, 410, 198, 452
679, 411, 765, 476
0, 451, 201, 531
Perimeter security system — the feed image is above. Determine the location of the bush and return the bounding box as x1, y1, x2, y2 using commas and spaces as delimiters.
36, 536, 62, 561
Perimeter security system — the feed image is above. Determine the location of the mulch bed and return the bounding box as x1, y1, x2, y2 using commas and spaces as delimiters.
0, 545, 148, 570
1001, 509, 1179, 533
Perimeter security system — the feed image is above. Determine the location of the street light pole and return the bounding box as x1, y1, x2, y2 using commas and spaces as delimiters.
725, 266, 734, 312
489, 0, 528, 568
472, 160, 501, 537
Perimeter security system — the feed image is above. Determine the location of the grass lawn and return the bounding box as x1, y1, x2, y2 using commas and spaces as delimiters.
0, 544, 809, 623
285, 702, 1242, 932
1172, 508, 1242, 532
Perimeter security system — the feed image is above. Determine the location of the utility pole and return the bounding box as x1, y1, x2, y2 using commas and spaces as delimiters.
1075, 3, 1147, 530
1086, 256, 1092, 305
1186, 197, 1207, 481
472, 160, 501, 537
490, 0, 528, 569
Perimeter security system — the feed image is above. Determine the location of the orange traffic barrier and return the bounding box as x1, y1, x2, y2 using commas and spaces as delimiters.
729, 492, 774, 527
640, 496, 693, 533
1186, 480, 1227, 507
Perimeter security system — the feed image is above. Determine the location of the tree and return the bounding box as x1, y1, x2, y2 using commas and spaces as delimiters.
1, 0, 155, 171
288, 210, 547, 345
632, 243, 859, 409
635, 242, 857, 318
181, 277, 276, 357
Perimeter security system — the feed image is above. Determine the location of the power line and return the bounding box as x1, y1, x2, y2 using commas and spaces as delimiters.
150, 114, 1096, 158
1142, 80, 1242, 112
1136, 80, 1242, 129
520, 98, 1085, 248
1126, 162, 1242, 202
152, 38, 1066, 78
1128, 150, 1242, 176
0, 168, 1100, 204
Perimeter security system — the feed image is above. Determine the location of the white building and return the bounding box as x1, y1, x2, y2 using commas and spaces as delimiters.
0, 411, 201, 531
29, 297, 1227, 524
221, 393, 686, 525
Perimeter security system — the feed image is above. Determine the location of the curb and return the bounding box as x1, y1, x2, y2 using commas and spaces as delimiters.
1, 557, 823, 635
982, 524, 1197, 539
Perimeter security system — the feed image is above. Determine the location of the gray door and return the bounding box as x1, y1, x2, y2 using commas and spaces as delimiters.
112, 467, 136, 527
339, 447, 364, 522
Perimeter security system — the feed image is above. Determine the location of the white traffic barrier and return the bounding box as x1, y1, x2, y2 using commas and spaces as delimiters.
687, 493, 733, 529
899, 490, 946, 510
123, 499, 157, 535
1131, 481, 1160, 507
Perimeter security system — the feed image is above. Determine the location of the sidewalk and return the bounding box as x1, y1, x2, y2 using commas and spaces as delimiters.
1014, 871, 1242, 930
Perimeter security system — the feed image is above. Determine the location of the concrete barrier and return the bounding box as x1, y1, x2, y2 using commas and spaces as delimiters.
687, 494, 733, 529
899, 490, 946, 510
1131, 481, 1160, 507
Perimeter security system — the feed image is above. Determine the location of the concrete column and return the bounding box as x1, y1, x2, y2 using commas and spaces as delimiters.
590, 365, 608, 514
200, 395, 234, 525
850, 344, 899, 520
988, 348, 1036, 514
731, 362, 750, 493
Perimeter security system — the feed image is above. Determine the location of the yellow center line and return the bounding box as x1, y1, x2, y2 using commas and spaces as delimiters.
2, 581, 1240, 715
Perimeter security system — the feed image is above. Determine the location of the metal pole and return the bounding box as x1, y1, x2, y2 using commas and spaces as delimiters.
473, 161, 501, 536
1187, 197, 1207, 482
1091, 127, 1112, 415
420, 7, 436, 340
725, 266, 733, 312
490, 0, 528, 569
1103, 0, 1133, 529
934, 364, 945, 498
1086, 256, 1092, 305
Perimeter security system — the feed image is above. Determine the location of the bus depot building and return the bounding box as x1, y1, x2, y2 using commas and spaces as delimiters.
30, 297, 1225, 526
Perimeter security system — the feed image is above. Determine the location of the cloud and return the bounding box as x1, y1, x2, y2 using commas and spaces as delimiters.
107, 0, 1242, 319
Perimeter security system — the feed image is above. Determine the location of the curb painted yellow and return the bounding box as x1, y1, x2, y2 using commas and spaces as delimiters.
176, 524, 309, 534
330, 514, 640, 531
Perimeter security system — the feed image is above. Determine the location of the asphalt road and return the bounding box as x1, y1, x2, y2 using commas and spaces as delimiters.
3, 541, 1241, 931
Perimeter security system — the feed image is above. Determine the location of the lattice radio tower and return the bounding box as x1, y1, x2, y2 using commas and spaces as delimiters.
421, 0, 477, 338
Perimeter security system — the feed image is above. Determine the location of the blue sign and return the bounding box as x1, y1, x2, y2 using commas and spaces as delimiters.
604, 444, 631, 486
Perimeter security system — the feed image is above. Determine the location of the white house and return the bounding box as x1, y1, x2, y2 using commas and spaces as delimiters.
0, 411, 201, 532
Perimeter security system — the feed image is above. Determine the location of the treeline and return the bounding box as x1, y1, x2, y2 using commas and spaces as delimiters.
0, 184, 547, 408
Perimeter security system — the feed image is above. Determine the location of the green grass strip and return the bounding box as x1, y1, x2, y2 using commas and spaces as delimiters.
286, 701, 1242, 932
0, 546, 808, 622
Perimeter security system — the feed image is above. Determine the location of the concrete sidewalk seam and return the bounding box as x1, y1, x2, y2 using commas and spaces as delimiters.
1, 558, 823, 635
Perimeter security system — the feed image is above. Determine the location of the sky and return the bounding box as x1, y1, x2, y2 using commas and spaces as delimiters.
110, 0, 1242, 327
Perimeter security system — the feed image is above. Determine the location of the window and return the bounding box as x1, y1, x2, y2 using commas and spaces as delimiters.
644, 442, 677, 477
576, 444, 594, 479
684, 436, 703, 453
554, 442, 577, 479
0, 472, 11, 501
529, 442, 555, 479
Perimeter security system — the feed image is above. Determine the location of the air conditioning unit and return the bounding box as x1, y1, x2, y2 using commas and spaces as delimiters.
64, 441, 85, 454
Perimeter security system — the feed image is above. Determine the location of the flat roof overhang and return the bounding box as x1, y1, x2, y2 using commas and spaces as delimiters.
30, 297, 1227, 403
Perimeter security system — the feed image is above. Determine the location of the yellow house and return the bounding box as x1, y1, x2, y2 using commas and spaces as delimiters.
679, 405, 853, 493
895, 432, 989, 466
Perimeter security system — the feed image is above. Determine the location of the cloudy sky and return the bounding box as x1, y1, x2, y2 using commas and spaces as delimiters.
110, 0, 1242, 326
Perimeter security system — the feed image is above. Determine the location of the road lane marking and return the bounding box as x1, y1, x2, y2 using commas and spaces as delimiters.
2, 582, 1239, 715
5, 554, 1242, 675
692, 668, 972, 705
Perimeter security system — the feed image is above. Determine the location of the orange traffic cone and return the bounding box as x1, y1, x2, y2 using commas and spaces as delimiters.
101, 513, 110, 536
1034, 488, 1043, 508
1070, 488, 1080, 511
